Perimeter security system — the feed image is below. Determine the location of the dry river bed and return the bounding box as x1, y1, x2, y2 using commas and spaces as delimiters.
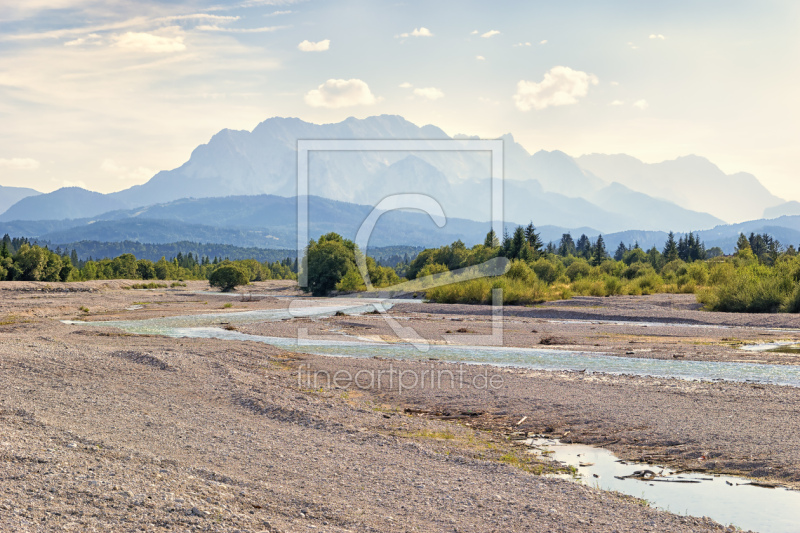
2, 280, 799, 531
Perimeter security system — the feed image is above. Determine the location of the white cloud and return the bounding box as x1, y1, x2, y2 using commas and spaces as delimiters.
157, 14, 239, 23
633, 99, 649, 110
0, 158, 40, 170
413, 87, 444, 100
470, 30, 479, 35
398, 27, 432, 38
64, 33, 102, 46
298, 39, 330, 52
114, 32, 186, 53
514, 66, 598, 111
481, 30, 500, 38
476, 55, 485, 60
649, 34, 666, 40
513, 42, 531, 47
627, 42, 639, 50
610, 81, 620, 86
304, 79, 378, 108
399, 82, 413, 88
100, 158, 154, 182
265, 10, 292, 16
478, 96, 499, 106
195, 24, 287, 33
609, 100, 624, 106
540, 39, 547, 45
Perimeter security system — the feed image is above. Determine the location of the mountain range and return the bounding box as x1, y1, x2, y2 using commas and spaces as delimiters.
0, 114, 797, 253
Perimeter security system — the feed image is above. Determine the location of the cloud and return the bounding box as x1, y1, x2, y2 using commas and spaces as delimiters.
627, 42, 638, 50
609, 100, 624, 106
298, 39, 329, 51
514, 66, 598, 111
513, 42, 531, 47
476, 55, 485, 60
399, 82, 413, 88
398, 27, 432, 38
481, 30, 500, 38
304, 79, 378, 108
540, 39, 547, 45
64, 33, 102, 46
157, 14, 239, 23
0, 158, 40, 170
100, 158, 154, 182
413, 87, 444, 100
471, 30, 479, 35
633, 99, 649, 110
649, 34, 666, 40
195, 24, 287, 33
265, 10, 292, 16
478, 96, 499, 106
114, 32, 186, 53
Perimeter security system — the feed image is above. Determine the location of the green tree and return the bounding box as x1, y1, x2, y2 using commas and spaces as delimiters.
592, 235, 607, 266
209, 264, 250, 291
663, 232, 679, 263
304, 233, 358, 296
558, 234, 576, 257
614, 242, 628, 261
484, 229, 500, 248
524, 222, 543, 256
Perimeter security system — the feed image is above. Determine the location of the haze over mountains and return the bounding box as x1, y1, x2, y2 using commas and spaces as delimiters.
0, 114, 797, 252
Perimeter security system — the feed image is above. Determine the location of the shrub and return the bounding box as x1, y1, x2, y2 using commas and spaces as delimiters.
532, 259, 558, 284
565, 259, 591, 281
209, 265, 250, 292
335, 269, 367, 293
703, 266, 792, 313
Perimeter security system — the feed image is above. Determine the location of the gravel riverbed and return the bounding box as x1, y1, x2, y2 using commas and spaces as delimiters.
2, 281, 787, 531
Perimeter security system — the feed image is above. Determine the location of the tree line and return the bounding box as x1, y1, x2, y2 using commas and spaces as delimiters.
0, 236, 296, 284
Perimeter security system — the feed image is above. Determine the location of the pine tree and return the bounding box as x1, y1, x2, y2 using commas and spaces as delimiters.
614, 242, 628, 261
558, 234, 576, 257
484, 229, 500, 248
592, 235, 607, 266
524, 223, 542, 254
576, 234, 592, 259
0, 241, 9, 259
663, 232, 679, 262
510, 226, 526, 260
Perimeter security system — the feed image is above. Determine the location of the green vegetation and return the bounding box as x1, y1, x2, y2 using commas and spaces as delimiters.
209, 264, 250, 292
0, 234, 296, 285
302, 233, 399, 296
414, 228, 800, 314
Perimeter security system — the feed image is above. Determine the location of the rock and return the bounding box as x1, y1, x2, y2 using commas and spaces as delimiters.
191, 507, 209, 518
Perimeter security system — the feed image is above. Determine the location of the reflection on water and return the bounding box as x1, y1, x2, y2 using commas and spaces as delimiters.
531, 438, 800, 533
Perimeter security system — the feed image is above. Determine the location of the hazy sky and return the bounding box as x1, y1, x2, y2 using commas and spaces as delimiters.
1, 0, 799, 199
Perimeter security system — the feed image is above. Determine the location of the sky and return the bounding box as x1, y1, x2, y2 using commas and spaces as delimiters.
1, 0, 799, 199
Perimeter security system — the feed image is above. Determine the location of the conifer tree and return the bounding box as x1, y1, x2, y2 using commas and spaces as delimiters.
663, 232, 679, 262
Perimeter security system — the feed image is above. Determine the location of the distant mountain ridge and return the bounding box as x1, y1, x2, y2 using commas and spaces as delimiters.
0, 115, 757, 233
0, 185, 41, 215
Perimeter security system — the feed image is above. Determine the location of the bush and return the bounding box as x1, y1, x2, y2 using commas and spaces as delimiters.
209, 265, 250, 292
565, 259, 591, 281
702, 266, 792, 313
532, 259, 559, 284
336, 269, 367, 292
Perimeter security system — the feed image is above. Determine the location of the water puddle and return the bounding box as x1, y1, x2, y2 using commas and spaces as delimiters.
527, 437, 800, 533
